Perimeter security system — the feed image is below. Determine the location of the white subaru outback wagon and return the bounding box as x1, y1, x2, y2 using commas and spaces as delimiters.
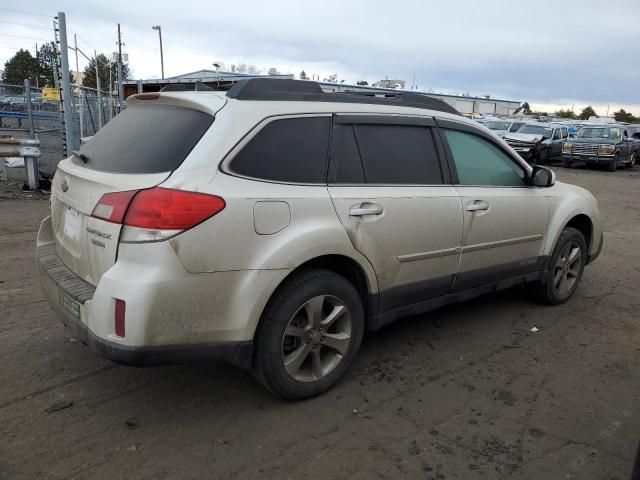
37, 79, 603, 400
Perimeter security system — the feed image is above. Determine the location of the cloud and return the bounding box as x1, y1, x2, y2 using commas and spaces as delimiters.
2, 0, 639, 113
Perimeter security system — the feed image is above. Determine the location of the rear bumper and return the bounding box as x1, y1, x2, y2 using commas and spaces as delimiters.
36, 216, 257, 369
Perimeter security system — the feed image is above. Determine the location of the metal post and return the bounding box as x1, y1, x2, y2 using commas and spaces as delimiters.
74, 34, 84, 139
94, 50, 103, 129
24, 79, 35, 139
117, 23, 124, 112
108, 63, 113, 121
58, 12, 76, 155
152, 25, 164, 79
23, 80, 38, 190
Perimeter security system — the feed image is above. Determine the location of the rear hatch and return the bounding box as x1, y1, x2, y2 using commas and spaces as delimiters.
50, 96, 222, 286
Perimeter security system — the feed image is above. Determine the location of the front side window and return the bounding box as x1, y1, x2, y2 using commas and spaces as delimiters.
553, 129, 561, 140
443, 129, 526, 187
230, 117, 331, 183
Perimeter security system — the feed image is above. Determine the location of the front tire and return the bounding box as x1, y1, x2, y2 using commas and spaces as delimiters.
562, 158, 572, 169
532, 227, 587, 305
624, 152, 636, 169
607, 155, 617, 172
253, 269, 365, 400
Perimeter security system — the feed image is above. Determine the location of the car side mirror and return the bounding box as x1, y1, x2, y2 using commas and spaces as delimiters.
531, 165, 555, 187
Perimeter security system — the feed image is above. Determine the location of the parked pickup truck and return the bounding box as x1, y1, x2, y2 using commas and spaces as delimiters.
503, 123, 568, 164
562, 124, 636, 171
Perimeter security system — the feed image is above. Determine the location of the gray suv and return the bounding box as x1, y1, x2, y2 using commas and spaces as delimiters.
37, 79, 603, 399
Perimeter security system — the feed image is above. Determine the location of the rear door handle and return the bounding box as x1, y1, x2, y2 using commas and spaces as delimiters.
349, 204, 384, 216
466, 201, 489, 212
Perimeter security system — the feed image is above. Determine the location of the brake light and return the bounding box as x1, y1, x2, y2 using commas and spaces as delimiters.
124, 187, 226, 230
92, 187, 226, 243
91, 190, 138, 223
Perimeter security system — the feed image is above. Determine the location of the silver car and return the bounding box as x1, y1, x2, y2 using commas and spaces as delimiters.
37, 79, 603, 400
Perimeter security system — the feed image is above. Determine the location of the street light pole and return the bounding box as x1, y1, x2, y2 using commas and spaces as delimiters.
152, 25, 164, 79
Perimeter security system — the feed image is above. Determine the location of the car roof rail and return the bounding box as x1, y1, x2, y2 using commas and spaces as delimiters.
226, 78, 460, 115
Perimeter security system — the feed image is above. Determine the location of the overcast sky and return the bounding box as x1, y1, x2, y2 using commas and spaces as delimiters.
2, 1, 639, 114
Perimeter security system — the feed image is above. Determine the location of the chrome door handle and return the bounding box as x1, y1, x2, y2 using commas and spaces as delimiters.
349, 205, 384, 216
466, 201, 489, 212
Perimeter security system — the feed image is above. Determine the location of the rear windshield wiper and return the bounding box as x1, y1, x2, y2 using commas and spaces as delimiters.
72, 150, 89, 163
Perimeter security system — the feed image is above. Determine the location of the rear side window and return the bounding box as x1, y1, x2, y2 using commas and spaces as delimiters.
230, 117, 331, 183
78, 104, 213, 174
331, 123, 442, 184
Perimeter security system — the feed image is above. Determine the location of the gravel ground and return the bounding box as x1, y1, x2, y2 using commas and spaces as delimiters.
0, 165, 639, 480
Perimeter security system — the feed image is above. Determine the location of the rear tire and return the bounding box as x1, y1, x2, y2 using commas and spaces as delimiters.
532, 227, 587, 305
253, 269, 365, 400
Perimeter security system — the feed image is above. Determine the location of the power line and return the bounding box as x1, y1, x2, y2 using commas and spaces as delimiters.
0, 7, 54, 18
0, 19, 51, 30
0, 32, 52, 42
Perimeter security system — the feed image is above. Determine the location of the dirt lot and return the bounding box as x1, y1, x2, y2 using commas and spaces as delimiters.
1, 166, 639, 480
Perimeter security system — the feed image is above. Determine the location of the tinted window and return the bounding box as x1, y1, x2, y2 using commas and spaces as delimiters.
553, 129, 561, 140
561, 128, 568, 138
331, 125, 365, 183
230, 117, 330, 183
509, 122, 524, 132
78, 104, 213, 173
443, 129, 526, 186
353, 124, 442, 184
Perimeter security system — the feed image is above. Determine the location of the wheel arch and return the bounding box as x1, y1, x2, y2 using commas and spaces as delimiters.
258, 253, 379, 334
564, 214, 593, 252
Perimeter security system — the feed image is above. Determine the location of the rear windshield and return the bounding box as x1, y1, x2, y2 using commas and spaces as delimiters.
76, 104, 213, 173
485, 121, 510, 130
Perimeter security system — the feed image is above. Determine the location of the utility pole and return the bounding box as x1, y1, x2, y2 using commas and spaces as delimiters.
152, 25, 164, 79
94, 50, 103, 129
57, 12, 76, 154
117, 23, 124, 112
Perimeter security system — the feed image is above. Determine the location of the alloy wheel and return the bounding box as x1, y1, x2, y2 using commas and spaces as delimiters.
281, 295, 352, 382
552, 241, 582, 295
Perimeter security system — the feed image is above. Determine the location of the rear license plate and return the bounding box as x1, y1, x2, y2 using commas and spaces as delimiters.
63, 206, 81, 240
58, 289, 81, 320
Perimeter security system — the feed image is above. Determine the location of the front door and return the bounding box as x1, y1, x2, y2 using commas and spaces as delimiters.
439, 124, 549, 291
327, 117, 463, 313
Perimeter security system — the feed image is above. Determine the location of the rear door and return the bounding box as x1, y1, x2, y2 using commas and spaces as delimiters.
328, 115, 463, 313
51, 100, 217, 285
438, 120, 549, 291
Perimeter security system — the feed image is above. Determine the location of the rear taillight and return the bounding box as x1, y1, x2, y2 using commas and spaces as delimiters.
91, 190, 138, 224
91, 187, 225, 242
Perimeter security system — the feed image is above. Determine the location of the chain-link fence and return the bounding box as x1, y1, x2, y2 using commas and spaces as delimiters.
70, 84, 117, 142
1, 82, 117, 181
0, 82, 63, 179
